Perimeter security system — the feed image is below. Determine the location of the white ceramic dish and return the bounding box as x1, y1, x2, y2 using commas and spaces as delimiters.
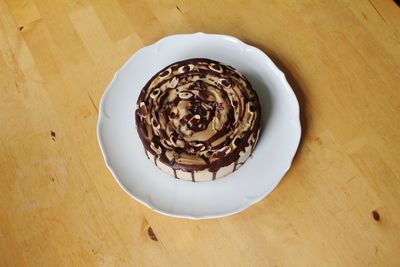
97, 33, 301, 219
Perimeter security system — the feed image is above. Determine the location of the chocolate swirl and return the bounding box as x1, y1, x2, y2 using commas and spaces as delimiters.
135, 58, 261, 181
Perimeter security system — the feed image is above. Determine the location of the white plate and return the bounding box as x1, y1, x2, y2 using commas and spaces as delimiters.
97, 33, 301, 219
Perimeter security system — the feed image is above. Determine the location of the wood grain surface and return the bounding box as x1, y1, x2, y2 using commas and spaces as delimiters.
1, 0, 400, 266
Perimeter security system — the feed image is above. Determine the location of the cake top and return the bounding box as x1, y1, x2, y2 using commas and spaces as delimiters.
135, 58, 261, 174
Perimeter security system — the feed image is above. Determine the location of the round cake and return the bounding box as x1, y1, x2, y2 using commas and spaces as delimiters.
135, 58, 261, 182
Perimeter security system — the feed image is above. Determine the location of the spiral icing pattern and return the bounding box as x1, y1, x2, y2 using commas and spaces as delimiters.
135, 58, 261, 181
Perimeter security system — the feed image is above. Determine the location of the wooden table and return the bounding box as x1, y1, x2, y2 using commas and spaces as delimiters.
1, 0, 400, 266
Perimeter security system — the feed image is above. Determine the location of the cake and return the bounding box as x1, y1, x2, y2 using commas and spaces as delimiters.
135, 58, 261, 182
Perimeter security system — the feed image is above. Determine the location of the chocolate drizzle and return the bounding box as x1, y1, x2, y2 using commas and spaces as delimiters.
135, 58, 261, 181
143, 145, 149, 159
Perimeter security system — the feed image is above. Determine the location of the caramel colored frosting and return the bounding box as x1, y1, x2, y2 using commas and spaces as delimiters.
135, 58, 261, 181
